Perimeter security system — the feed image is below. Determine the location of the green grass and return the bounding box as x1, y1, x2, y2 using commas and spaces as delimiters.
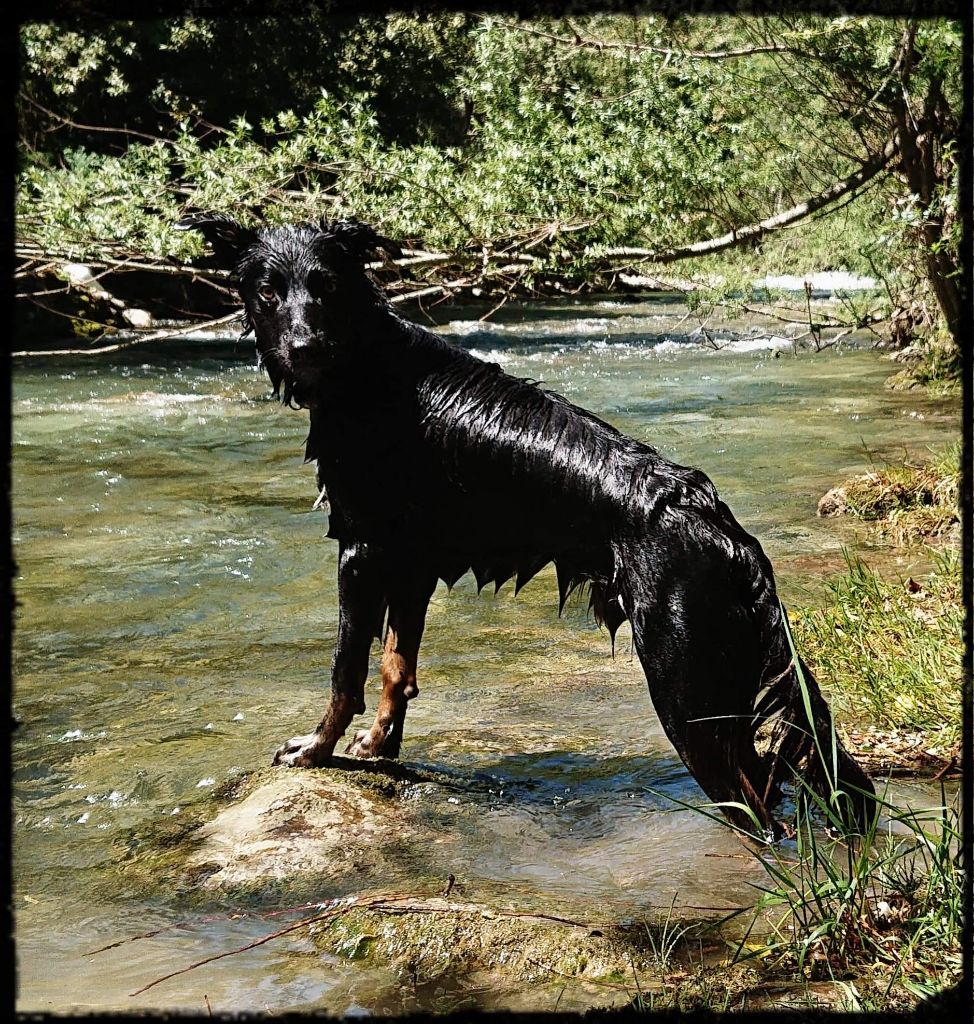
628, 781, 963, 1012
791, 547, 962, 749
733, 787, 963, 1006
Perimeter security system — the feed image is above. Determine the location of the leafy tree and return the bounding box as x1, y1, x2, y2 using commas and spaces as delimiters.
16, 13, 963, 364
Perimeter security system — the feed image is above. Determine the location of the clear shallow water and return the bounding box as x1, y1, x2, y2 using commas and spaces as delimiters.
12, 299, 959, 1012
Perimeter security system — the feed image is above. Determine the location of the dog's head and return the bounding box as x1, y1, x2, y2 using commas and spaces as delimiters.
176, 213, 402, 406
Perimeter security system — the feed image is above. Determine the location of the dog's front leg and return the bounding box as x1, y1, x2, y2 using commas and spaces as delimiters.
273, 541, 384, 768
345, 574, 437, 759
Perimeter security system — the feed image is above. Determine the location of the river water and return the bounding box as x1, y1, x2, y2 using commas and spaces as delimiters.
12, 297, 959, 1013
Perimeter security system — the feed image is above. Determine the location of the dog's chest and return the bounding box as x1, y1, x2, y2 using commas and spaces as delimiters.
307, 407, 448, 539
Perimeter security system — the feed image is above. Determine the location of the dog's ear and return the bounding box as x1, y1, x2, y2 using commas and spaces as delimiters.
320, 218, 404, 262
175, 212, 258, 269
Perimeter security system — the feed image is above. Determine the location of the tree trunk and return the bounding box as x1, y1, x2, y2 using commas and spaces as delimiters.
891, 69, 962, 345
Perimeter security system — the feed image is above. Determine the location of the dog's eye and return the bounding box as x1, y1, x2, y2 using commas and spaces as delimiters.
258, 285, 278, 304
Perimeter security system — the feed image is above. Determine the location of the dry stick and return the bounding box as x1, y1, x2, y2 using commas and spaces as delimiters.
15, 247, 232, 282
15, 294, 125, 339
87, 923, 194, 958
86, 899, 348, 958
129, 908, 344, 997
127, 892, 445, 997
15, 260, 58, 280
390, 283, 455, 305
22, 93, 166, 144
478, 287, 514, 322
11, 311, 243, 358
388, 260, 526, 307
130, 888, 749, 998
933, 756, 959, 781
736, 302, 866, 328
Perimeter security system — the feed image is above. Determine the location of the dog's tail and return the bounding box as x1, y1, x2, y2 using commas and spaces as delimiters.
611, 526, 876, 839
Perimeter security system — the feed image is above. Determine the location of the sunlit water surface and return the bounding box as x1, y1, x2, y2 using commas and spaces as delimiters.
13, 297, 959, 1013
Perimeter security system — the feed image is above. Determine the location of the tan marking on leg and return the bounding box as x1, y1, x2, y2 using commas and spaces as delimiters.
315, 691, 360, 751
274, 690, 360, 766
346, 627, 418, 757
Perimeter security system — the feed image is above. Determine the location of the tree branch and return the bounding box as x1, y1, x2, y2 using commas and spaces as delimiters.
11, 312, 243, 358
492, 18, 796, 60
600, 139, 897, 264
20, 92, 168, 145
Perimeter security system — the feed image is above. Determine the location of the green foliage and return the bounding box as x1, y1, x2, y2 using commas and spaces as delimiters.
21, 22, 137, 98
16, 12, 962, 342
19, 14, 472, 150
791, 547, 962, 747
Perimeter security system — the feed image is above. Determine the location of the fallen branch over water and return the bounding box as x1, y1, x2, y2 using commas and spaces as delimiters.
11, 311, 244, 358
601, 140, 898, 264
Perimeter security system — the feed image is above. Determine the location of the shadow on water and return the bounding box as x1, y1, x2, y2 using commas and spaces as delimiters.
343, 747, 696, 820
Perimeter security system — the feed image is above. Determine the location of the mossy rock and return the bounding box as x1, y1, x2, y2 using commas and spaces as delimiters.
115, 760, 487, 900
315, 896, 668, 985
816, 447, 959, 544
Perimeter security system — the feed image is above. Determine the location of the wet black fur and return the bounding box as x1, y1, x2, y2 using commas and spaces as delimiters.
178, 212, 876, 837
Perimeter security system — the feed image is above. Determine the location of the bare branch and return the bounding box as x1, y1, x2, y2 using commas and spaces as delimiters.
600, 139, 897, 264
491, 18, 796, 61
20, 93, 168, 145
11, 312, 243, 358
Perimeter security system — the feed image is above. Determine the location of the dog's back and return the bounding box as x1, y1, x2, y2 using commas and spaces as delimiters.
309, 324, 735, 573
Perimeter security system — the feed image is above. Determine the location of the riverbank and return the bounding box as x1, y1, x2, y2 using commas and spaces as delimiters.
808, 444, 962, 769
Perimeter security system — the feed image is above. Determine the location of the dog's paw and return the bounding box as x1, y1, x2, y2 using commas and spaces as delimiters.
273, 733, 329, 768
344, 729, 377, 758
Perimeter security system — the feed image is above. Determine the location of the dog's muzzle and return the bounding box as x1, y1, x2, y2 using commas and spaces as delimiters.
285, 332, 319, 362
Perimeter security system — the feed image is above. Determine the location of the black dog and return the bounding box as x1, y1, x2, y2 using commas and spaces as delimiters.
177, 212, 875, 837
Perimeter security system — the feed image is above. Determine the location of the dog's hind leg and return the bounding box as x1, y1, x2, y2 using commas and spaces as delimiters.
274, 541, 385, 768
346, 574, 437, 759
631, 624, 778, 836
622, 539, 782, 837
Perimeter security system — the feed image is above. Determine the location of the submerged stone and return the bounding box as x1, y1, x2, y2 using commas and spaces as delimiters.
123, 758, 506, 899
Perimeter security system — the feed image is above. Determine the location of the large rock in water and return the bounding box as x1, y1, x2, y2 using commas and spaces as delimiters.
122, 759, 736, 1007
129, 759, 459, 898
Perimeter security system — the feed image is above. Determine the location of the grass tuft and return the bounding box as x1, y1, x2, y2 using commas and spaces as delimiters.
818, 443, 959, 545
736, 786, 962, 1004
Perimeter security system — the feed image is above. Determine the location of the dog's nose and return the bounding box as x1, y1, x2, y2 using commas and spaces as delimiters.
287, 333, 316, 360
